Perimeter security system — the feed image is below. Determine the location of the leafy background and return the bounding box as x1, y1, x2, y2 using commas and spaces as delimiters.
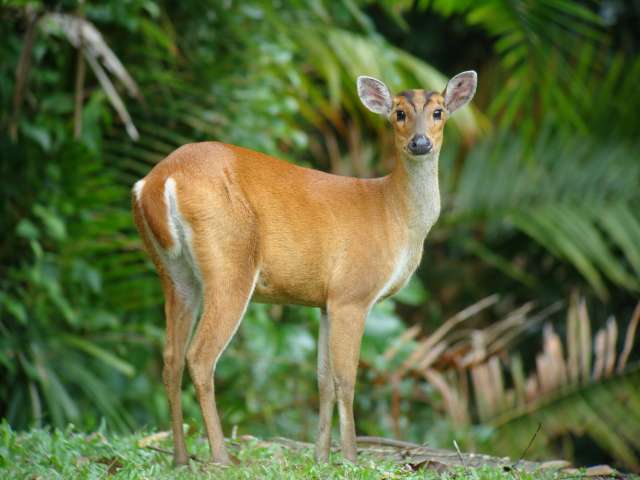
1, 0, 639, 471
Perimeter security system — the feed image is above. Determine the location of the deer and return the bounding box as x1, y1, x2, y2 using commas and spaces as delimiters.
131, 71, 477, 466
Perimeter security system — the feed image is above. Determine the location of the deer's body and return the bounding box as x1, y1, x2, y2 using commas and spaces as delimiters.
132, 72, 477, 466
135, 141, 437, 308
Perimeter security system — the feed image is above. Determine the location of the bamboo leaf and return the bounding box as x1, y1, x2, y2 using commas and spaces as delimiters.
62, 335, 135, 377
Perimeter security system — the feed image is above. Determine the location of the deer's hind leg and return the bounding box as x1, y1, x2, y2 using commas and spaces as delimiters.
186, 235, 259, 465
133, 197, 198, 466
160, 259, 200, 466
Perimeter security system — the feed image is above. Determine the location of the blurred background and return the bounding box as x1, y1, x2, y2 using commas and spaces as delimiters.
1, 0, 639, 471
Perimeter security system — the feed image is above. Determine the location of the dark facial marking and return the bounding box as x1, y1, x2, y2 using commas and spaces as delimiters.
398, 90, 414, 102
424, 91, 436, 105
397, 90, 416, 111
397, 90, 443, 114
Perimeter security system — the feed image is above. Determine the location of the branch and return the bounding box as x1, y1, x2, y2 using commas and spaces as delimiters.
9, 8, 41, 141
73, 1, 86, 139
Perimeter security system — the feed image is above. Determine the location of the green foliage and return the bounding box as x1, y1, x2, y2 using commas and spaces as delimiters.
0, 138, 150, 431
1, 0, 431, 436
429, 0, 604, 134
1, 0, 639, 471
446, 129, 640, 299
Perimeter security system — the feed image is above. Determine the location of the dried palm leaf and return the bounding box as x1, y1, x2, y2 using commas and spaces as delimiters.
618, 303, 640, 373
41, 13, 140, 140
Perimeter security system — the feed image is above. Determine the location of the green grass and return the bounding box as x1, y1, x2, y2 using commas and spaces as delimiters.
0, 422, 600, 479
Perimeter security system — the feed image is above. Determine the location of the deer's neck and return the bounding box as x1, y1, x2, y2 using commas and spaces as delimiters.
386, 152, 441, 238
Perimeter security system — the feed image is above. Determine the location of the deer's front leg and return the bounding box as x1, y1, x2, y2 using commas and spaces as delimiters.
315, 309, 336, 462
328, 303, 368, 463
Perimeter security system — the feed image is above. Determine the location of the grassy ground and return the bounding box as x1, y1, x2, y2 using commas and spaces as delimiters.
0, 423, 616, 480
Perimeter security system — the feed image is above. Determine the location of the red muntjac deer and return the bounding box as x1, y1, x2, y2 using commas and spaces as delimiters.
132, 71, 477, 465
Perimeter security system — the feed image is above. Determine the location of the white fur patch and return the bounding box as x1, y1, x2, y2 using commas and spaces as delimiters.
165, 256, 201, 313
404, 156, 441, 232
164, 177, 182, 258
163, 177, 201, 281
376, 247, 412, 303
134, 177, 201, 317
133, 179, 145, 203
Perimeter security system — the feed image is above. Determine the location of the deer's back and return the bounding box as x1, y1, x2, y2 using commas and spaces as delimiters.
133, 142, 405, 307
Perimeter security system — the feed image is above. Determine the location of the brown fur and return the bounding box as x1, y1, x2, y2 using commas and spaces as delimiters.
132, 73, 475, 465
134, 142, 414, 465
391, 91, 447, 156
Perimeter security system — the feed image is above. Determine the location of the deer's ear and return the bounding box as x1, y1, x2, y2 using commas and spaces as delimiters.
443, 71, 477, 113
357, 76, 393, 116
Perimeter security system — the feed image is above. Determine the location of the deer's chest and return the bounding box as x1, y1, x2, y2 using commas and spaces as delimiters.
376, 242, 423, 302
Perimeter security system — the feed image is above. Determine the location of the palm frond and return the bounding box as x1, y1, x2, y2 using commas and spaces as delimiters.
445, 128, 640, 298
428, 0, 604, 133
378, 295, 640, 469
41, 13, 141, 139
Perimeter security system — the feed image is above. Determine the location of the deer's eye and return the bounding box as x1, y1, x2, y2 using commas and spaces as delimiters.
433, 109, 442, 121
396, 110, 406, 122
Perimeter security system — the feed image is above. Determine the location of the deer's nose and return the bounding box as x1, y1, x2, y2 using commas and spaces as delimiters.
408, 135, 432, 155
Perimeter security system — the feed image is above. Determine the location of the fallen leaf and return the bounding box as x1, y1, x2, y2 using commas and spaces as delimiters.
407, 459, 450, 473
539, 460, 572, 470
94, 456, 123, 475
138, 431, 170, 448
86, 432, 108, 444
585, 465, 616, 477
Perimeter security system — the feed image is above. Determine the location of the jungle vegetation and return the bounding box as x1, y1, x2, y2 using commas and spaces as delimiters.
1, 0, 639, 472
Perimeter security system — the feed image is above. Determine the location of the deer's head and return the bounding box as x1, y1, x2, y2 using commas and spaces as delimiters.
357, 71, 477, 158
